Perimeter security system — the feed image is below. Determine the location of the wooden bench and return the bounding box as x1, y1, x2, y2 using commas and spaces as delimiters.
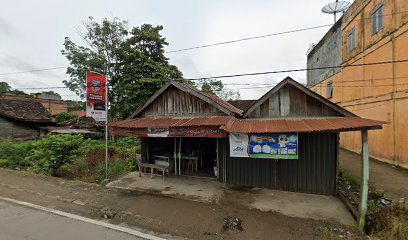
138, 162, 169, 178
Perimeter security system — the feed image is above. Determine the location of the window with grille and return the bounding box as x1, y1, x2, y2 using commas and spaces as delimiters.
371, 3, 384, 35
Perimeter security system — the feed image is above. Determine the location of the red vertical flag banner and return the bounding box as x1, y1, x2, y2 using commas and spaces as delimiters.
86, 72, 107, 122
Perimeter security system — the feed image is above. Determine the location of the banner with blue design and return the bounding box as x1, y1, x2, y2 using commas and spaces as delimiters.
248, 133, 298, 159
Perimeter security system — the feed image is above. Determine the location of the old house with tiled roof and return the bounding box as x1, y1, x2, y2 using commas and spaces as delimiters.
0, 98, 56, 140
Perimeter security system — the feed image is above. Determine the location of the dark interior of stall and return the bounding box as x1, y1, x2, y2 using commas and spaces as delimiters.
146, 137, 218, 178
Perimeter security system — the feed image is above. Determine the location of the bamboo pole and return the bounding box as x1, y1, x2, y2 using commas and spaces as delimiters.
358, 129, 369, 231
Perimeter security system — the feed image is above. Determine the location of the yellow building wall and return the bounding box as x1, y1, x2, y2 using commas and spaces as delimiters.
310, 0, 408, 168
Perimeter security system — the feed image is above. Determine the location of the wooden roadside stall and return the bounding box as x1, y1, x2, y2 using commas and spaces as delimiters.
110, 81, 243, 179
109, 78, 384, 227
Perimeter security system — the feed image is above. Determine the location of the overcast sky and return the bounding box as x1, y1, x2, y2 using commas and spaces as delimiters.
0, 0, 351, 100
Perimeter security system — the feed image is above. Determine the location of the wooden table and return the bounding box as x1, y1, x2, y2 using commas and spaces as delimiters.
138, 162, 169, 178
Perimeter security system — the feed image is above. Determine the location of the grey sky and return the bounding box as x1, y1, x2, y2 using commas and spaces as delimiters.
0, 0, 351, 100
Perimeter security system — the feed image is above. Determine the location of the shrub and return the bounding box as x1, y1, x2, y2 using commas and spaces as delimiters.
96, 158, 127, 182
0, 135, 139, 182
26, 134, 84, 176
366, 204, 408, 239
0, 139, 33, 168
52, 112, 77, 123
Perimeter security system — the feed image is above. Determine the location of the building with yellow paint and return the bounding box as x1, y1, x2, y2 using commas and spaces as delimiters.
307, 0, 408, 168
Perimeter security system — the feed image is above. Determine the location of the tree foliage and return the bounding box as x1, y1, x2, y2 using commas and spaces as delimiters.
52, 112, 77, 123
62, 17, 183, 119
33, 91, 62, 99
197, 79, 240, 101
66, 100, 85, 112
0, 82, 28, 96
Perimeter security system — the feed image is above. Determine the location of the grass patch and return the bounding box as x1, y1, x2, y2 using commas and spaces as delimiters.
0, 135, 139, 183
338, 169, 408, 239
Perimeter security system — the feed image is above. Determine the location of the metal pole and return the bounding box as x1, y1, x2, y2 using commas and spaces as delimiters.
105, 77, 109, 180
358, 129, 369, 231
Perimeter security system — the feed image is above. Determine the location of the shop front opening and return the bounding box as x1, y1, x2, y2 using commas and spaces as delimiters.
146, 137, 219, 179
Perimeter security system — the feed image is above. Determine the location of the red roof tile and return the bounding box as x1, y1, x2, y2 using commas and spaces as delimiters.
221, 117, 385, 133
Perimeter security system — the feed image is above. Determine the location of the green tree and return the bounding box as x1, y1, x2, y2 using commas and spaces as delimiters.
197, 79, 240, 101
0, 82, 11, 94
0, 82, 28, 96
52, 112, 77, 123
62, 17, 183, 119
66, 100, 85, 112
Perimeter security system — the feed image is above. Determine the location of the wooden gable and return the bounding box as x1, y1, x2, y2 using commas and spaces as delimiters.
244, 77, 355, 119
136, 85, 226, 117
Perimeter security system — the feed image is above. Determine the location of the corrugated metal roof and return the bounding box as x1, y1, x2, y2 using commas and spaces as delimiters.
109, 116, 234, 129
110, 116, 384, 133
221, 117, 385, 133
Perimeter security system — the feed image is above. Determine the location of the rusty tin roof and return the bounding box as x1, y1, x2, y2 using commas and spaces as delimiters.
110, 116, 235, 129
221, 117, 384, 133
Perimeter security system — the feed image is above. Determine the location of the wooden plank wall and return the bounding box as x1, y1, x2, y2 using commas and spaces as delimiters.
0, 117, 40, 140
248, 86, 337, 118
140, 86, 224, 117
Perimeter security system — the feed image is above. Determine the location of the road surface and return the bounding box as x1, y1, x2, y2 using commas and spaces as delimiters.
0, 201, 143, 240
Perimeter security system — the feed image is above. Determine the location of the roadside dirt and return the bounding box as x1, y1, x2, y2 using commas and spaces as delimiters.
339, 148, 408, 202
0, 169, 342, 240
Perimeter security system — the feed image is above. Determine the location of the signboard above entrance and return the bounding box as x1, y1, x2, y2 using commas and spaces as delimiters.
110, 126, 227, 138
170, 126, 227, 138
148, 128, 169, 137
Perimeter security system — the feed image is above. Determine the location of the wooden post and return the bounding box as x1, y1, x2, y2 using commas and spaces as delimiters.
174, 137, 177, 175
358, 129, 369, 231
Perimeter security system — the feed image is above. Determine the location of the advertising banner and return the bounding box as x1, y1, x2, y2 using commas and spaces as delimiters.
229, 133, 250, 158
86, 72, 107, 122
170, 126, 227, 138
248, 133, 298, 159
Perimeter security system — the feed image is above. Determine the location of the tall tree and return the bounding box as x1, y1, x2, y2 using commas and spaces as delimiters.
62, 17, 183, 119
197, 79, 240, 101
0, 82, 28, 96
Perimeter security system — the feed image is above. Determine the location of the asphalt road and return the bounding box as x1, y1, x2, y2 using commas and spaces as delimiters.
0, 201, 143, 240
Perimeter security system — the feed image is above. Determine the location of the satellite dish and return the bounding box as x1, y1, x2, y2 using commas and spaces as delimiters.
322, 0, 351, 23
